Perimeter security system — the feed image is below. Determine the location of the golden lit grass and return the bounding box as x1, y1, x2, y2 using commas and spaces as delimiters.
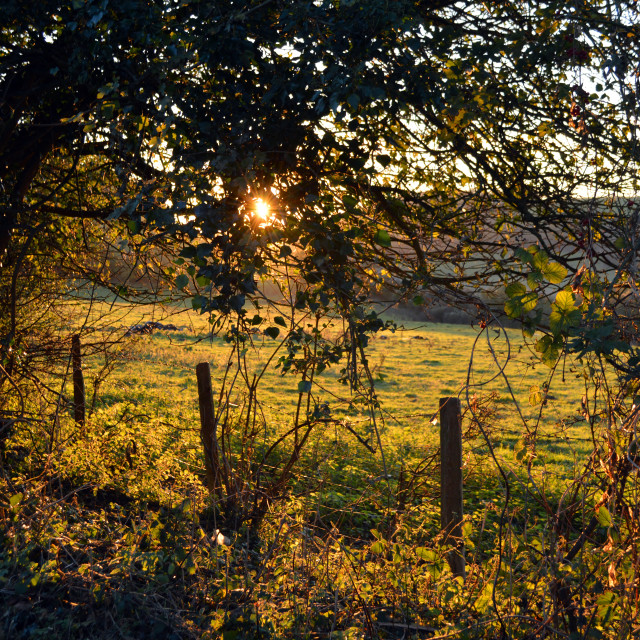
73, 304, 591, 498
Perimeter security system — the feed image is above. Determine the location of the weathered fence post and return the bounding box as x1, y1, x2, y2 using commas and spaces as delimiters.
440, 396, 465, 578
71, 335, 85, 429
196, 362, 217, 492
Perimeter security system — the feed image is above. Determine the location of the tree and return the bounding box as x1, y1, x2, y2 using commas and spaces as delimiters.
2, 0, 640, 516
5, 4, 640, 636
3, 0, 638, 313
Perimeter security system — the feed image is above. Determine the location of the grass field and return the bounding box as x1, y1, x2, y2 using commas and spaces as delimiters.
2, 302, 628, 639
74, 301, 592, 487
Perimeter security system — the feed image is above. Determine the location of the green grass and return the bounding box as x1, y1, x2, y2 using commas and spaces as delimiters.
2, 304, 631, 639
79, 307, 590, 489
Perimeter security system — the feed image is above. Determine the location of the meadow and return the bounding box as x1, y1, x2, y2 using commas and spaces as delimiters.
1, 302, 630, 639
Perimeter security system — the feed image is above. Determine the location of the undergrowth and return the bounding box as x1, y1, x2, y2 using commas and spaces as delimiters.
1, 321, 639, 639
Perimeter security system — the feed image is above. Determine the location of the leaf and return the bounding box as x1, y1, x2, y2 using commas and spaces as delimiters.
9, 493, 23, 507
374, 229, 391, 247
297, 380, 312, 393
371, 541, 386, 555
504, 283, 537, 318
505, 282, 526, 298
535, 334, 562, 367
342, 194, 358, 209
175, 274, 189, 290
264, 326, 280, 339
347, 93, 360, 110
415, 547, 437, 561
597, 506, 613, 528
596, 592, 615, 608
514, 248, 533, 264
191, 294, 207, 310
274, 316, 287, 327
529, 385, 542, 406
462, 521, 475, 548
527, 271, 543, 289
514, 441, 528, 462
550, 290, 580, 335
531, 249, 549, 270
541, 261, 567, 284
614, 237, 627, 250
376, 154, 391, 167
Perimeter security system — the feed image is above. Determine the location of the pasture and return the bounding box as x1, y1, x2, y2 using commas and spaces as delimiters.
1, 303, 624, 639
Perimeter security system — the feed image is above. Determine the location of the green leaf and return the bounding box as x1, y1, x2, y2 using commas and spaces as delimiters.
504, 282, 537, 317
250, 314, 263, 326
541, 261, 567, 284
596, 592, 615, 608
514, 440, 528, 462
297, 380, 312, 393
342, 194, 358, 209
191, 294, 207, 310
531, 249, 549, 270
175, 274, 189, 290
274, 316, 287, 327
597, 506, 612, 528
264, 326, 280, 339
462, 521, 475, 548
195, 275, 210, 287
415, 547, 437, 562
535, 334, 562, 367
522, 294, 538, 313
9, 493, 23, 507
527, 271, 543, 289
506, 282, 526, 298
371, 541, 386, 555
514, 248, 533, 264
374, 229, 391, 247
550, 290, 580, 335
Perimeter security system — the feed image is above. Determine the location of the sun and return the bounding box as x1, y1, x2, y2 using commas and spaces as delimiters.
254, 198, 270, 220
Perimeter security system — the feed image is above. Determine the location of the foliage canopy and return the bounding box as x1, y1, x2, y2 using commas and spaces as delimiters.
2, 1, 639, 347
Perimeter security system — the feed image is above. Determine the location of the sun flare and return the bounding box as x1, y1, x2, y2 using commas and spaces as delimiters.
255, 198, 270, 220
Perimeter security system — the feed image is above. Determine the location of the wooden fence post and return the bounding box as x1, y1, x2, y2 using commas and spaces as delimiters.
196, 362, 218, 492
71, 335, 85, 429
440, 396, 465, 578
